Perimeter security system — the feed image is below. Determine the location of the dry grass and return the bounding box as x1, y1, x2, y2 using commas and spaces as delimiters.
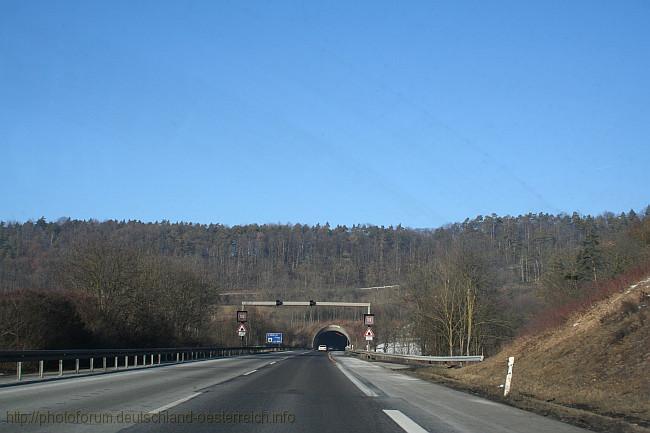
417, 276, 650, 432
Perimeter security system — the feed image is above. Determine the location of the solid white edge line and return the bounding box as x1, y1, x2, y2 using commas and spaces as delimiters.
335, 363, 377, 397
243, 369, 257, 376
269, 361, 277, 365
149, 392, 201, 414
383, 410, 429, 433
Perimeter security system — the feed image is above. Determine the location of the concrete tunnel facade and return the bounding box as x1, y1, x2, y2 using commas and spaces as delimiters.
312, 324, 351, 350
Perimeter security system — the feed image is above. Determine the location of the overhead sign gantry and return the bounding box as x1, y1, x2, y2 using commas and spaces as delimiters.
241, 300, 371, 314
239, 300, 375, 350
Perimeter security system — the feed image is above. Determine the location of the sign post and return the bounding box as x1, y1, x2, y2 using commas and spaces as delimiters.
237, 323, 247, 345
363, 314, 375, 351
236, 311, 248, 346
364, 327, 374, 351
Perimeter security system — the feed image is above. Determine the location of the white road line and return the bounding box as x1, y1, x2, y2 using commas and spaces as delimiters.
383, 410, 429, 433
243, 369, 257, 376
335, 363, 377, 397
269, 361, 277, 365
149, 393, 201, 414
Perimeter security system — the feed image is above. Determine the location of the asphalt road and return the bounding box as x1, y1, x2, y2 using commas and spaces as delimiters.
0, 350, 594, 433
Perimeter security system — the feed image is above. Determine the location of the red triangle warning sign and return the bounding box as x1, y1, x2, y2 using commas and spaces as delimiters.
364, 327, 374, 338
237, 324, 247, 333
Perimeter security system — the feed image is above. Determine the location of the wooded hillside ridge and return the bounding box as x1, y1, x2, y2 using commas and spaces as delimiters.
1, 207, 649, 353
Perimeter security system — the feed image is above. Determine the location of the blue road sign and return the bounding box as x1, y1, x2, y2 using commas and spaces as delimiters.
266, 332, 283, 344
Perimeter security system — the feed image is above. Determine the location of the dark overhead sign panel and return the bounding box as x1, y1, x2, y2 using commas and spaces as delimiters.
237, 310, 248, 323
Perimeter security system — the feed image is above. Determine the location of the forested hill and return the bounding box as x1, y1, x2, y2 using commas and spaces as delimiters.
1, 208, 649, 350
2, 210, 649, 294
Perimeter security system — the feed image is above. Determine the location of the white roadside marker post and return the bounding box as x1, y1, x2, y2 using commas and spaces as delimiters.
504, 356, 515, 397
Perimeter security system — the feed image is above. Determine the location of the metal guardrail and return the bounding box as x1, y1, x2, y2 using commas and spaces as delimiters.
0, 346, 287, 362
349, 350, 483, 365
0, 345, 290, 382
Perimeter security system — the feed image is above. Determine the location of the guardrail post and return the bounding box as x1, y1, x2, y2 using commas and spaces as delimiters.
39, 360, 44, 378
114, 356, 118, 369
182, 353, 185, 362
17, 362, 22, 381
158, 354, 161, 364
59, 360, 63, 376
176, 353, 180, 362
75, 359, 79, 374
150, 354, 154, 365
90, 358, 94, 372
125, 355, 129, 368
134, 355, 138, 367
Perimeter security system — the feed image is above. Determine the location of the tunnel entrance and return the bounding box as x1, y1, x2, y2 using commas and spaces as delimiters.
312, 325, 350, 350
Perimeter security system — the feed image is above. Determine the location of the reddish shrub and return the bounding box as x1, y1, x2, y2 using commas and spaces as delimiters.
521, 264, 650, 336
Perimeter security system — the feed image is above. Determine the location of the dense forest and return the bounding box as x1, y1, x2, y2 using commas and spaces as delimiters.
1, 207, 649, 355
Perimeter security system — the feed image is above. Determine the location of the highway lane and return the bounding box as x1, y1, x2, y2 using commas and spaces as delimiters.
121, 350, 398, 433
0, 351, 297, 433
0, 349, 595, 433
333, 353, 593, 433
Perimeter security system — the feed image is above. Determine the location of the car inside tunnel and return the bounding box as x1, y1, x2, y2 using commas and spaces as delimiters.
313, 330, 349, 351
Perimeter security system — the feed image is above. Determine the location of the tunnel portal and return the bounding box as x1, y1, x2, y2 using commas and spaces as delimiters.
312, 325, 350, 350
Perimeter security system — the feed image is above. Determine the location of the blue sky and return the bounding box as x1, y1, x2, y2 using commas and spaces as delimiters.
1, 1, 649, 227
